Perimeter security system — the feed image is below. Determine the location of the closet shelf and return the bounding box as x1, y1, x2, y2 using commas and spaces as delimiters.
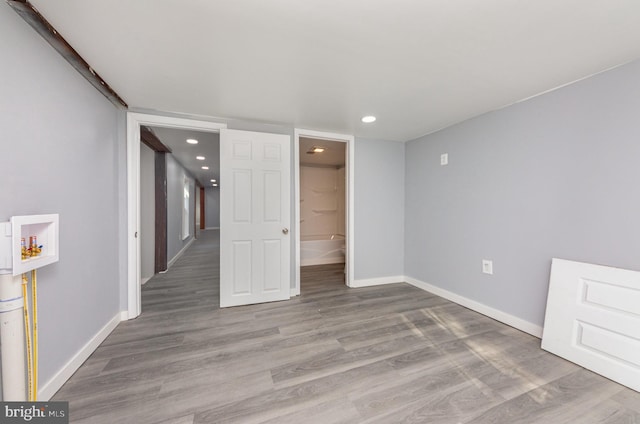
311, 188, 337, 194
312, 209, 337, 214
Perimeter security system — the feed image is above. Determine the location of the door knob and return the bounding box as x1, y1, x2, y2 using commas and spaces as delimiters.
282, 228, 289, 235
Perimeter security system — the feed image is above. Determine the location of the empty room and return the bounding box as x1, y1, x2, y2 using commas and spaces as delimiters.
1, 1, 639, 423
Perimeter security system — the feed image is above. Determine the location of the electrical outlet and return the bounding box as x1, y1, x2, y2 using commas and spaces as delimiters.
440, 153, 448, 166
482, 260, 493, 275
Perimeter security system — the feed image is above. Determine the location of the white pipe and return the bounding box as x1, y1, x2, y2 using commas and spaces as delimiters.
0, 273, 26, 401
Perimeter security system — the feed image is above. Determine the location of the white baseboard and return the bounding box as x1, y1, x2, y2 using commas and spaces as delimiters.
290, 288, 300, 297
350, 276, 405, 288
120, 310, 130, 321
141, 277, 151, 286
205, 227, 219, 230
403, 276, 543, 338
167, 238, 195, 269
301, 258, 345, 267
39, 312, 122, 400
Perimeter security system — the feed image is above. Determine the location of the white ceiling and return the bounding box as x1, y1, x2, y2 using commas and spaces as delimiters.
29, 0, 640, 142
149, 127, 220, 187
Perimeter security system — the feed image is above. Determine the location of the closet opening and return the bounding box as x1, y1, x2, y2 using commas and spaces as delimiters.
294, 129, 354, 294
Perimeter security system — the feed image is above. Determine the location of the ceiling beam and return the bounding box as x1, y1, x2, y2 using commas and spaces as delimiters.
154, 151, 168, 273
7, 0, 128, 108
140, 126, 172, 153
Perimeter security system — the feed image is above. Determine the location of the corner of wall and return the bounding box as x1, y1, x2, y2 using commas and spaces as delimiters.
39, 313, 122, 401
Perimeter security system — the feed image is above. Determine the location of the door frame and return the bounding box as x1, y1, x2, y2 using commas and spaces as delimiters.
126, 112, 226, 319
294, 129, 355, 295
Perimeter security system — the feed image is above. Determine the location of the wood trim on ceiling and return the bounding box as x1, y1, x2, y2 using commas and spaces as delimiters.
200, 187, 205, 230
154, 152, 168, 273
7, 0, 128, 108
141, 126, 172, 153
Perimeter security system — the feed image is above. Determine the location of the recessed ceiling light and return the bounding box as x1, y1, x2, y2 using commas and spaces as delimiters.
196, 156, 205, 160
212, 184, 218, 187
361, 115, 376, 123
201, 166, 209, 170
307, 146, 325, 154
210, 179, 217, 183
186, 138, 198, 144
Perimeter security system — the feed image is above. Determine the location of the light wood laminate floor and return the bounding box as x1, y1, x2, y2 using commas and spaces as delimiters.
53, 230, 640, 423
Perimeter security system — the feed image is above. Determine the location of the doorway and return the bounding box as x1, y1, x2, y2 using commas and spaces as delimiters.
294, 129, 355, 295
299, 139, 346, 273
126, 113, 226, 319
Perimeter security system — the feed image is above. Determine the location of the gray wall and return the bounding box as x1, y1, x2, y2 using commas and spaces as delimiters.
405, 59, 640, 328
140, 143, 155, 281
0, 3, 121, 399
116, 110, 128, 312
355, 138, 405, 280
205, 187, 220, 229
166, 155, 195, 263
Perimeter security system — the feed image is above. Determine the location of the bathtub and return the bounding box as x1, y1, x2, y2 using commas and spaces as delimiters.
300, 234, 345, 266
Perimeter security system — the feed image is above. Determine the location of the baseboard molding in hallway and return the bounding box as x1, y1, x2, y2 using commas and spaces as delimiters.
167, 237, 196, 269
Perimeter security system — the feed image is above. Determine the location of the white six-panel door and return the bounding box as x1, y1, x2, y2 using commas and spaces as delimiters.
220, 129, 291, 307
542, 258, 640, 392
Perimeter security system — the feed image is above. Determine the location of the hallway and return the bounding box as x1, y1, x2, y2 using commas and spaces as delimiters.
53, 231, 640, 423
